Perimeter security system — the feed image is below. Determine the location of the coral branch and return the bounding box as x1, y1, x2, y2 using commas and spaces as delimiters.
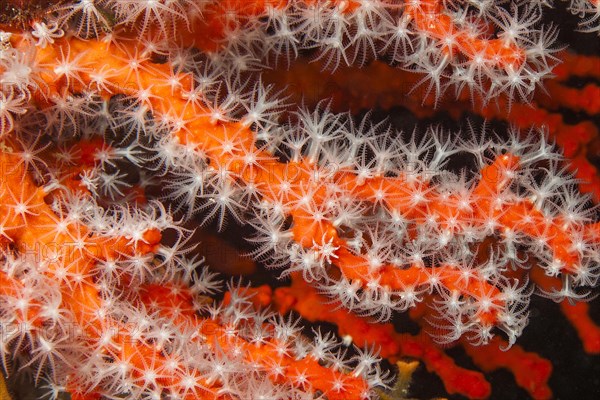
0, 1, 598, 399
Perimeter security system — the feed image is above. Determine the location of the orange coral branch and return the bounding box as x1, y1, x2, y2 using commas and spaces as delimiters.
270, 273, 555, 399
18, 29, 599, 354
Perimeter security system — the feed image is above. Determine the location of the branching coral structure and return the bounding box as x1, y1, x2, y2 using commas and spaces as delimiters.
0, 1, 599, 399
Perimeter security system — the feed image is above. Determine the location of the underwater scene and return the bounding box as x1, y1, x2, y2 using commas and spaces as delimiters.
0, 1, 599, 399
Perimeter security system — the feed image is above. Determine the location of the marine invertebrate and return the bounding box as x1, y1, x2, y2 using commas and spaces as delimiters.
0, 1, 598, 399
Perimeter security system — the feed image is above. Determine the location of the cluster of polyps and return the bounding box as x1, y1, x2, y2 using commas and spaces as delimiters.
0, 1, 598, 399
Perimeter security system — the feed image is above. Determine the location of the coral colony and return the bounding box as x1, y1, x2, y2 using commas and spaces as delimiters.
0, 0, 599, 399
